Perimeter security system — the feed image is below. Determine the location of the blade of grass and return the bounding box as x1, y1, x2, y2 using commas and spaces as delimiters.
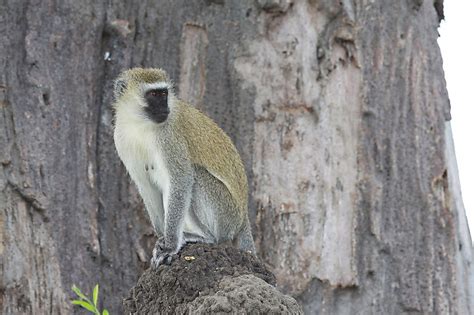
72, 285, 89, 302
72, 300, 96, 312
93, 284, 99, 307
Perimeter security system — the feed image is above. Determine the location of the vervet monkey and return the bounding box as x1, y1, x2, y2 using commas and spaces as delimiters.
113, 68, 255, 267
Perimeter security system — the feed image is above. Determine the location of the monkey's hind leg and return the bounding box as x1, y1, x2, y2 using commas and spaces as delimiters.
236, 216, 256, 254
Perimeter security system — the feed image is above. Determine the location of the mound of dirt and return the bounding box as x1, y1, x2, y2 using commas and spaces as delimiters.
123, 243, 302, 314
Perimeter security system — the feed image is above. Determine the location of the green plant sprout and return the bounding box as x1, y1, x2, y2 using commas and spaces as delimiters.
71, 284, 109, 315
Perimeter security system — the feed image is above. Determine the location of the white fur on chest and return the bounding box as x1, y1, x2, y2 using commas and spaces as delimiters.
114, 114, 170, 231
114, 119, 169, 190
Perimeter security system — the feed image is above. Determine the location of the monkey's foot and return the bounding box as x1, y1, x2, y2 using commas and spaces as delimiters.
151, 237, 179, 269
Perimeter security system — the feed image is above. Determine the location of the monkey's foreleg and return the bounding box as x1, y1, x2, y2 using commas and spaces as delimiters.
151, 174, 193, 268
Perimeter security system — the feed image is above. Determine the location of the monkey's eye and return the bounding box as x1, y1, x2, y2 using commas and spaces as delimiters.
146, 89, 168, 97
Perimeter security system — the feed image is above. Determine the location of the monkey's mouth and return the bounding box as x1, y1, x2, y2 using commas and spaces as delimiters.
145, 107, 170, 123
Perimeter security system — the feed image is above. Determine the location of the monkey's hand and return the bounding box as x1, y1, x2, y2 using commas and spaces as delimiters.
151, 236, 182, 268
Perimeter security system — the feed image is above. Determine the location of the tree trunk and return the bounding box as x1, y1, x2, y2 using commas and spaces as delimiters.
0, 0, 471, 314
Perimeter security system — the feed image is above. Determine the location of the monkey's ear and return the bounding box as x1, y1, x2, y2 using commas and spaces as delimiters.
114, 78, 127, 100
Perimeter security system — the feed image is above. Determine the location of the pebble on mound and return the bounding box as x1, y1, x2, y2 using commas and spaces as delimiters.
123, 243, 303, 314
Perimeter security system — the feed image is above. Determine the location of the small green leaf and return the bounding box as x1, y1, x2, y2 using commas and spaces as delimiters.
93, 284, 99, 307
72, 285, 89, 301
102, 309, 109, 315
72, 300, 96, 312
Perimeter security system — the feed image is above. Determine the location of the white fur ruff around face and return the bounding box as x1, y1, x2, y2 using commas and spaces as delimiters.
142, 82, 170, 91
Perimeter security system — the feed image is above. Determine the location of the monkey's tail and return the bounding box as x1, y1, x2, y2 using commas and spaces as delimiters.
237, 216, 256, 254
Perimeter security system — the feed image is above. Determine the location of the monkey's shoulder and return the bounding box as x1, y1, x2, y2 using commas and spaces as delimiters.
174, 101, 238, 160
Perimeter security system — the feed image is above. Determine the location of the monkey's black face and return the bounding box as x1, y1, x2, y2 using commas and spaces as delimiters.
144, 88, 169, 123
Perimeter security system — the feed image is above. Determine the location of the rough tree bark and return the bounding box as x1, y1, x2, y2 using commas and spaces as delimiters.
1, 0, 472, 314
